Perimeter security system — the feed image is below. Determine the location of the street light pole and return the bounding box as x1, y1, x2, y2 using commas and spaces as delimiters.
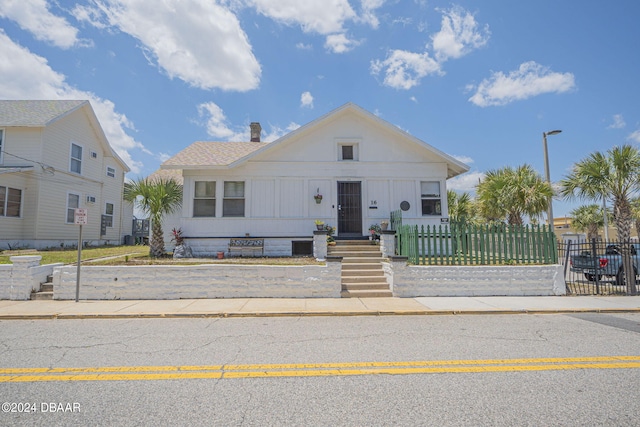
543, 130, 562, 232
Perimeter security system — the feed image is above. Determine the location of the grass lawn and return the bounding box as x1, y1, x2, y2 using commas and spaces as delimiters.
0, 245, 322, 266
0, 245, 149, 265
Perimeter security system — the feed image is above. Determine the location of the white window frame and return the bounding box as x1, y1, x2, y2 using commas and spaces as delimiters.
338, 142, 359, 161
69, 142, 83, 175
0, 129, 4, 164
106, 166, 116, 178
0, 185, 22, 218
420, 181, 442, 216
104, 202, 114, 227
193, 181, 216, 217
223, 181, 245, 217
66, 192, 81, 224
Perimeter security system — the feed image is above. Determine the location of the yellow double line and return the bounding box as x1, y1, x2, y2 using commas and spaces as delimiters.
2, 356, 639, 383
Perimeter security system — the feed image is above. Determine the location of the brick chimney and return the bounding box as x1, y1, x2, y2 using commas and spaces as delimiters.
250, 122, 262, 142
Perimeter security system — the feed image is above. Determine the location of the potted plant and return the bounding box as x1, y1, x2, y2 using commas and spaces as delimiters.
380, 220, 389, 231
314, 193, 323, 204
368, 224, 381, 243
315, 219, 325, 230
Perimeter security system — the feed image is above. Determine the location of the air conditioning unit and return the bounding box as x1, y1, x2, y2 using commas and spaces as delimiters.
86, 196, 96, 204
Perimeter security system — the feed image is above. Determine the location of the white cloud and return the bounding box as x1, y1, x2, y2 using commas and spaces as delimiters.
468, 61, 576, 107
0, 0, 81, 49
370, 50, 441, 90
325, 33, 360, 53
447, 170, 484, 193
249, 0, 356, 35
410, 96, 418, 103
77, 0, 261, 92
431, 6, 490, 62
358, 0, 386, 29
452, 154, 474, 164
296, 42, 312, 50
371, 5, 486, 90
0, 30, 144, 172
263, 122, 301, 142
196, 102, 238, 140
607, 114, 626, 129
300, 91, 314, 108
628, 129, 640, 144
248, 0, 377, 53
197, 102, 301, 143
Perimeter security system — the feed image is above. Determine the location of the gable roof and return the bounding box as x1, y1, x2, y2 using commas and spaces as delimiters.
161, 102, 469, 178
162, 142, 266, 169
0, 100, 86, 127
0, 100, 130, 172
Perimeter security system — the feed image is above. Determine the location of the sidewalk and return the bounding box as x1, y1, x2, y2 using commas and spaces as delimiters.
1, 296, 640, 319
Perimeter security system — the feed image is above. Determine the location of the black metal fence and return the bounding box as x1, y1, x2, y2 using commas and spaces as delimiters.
560, 239, 640, 295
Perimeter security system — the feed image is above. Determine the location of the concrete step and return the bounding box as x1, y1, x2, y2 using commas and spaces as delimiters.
340, 289, 393, 298
329, 252, 383, 258
342, 283, 390, 291
342, 275, 387, 283
40, 283, 53, 292
341, 257, 383, 264
342, 269, 385, 277
330, 244, 381, 251
31, 291, 53, 301
341, 262, 384, 270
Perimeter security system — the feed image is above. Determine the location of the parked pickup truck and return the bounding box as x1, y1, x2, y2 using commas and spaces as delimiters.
570, 243, 640, 285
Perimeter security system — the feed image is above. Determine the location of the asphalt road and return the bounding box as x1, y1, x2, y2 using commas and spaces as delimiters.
1, 313, 640, 426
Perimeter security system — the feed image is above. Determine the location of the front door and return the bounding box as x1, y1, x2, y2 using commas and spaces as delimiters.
337, 181, 362, 237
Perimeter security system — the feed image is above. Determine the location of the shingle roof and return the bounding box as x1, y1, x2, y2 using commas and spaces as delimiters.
0, 100, 87, 126
161, 141, 267, 168
147, 168, 185, 185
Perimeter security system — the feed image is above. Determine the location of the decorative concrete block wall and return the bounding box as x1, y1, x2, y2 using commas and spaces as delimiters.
52, 260, 342, 300
388, 258, 565, 297
0, 256, 63, 300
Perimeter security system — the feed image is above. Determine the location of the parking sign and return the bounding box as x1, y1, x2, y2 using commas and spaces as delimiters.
74, 208, 88, 225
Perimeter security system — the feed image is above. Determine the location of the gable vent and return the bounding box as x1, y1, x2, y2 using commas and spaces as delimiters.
91, 151, 98, 159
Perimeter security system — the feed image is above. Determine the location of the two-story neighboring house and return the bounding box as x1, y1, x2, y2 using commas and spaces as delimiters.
160, 102, 469, 256
0, 100, 131, 249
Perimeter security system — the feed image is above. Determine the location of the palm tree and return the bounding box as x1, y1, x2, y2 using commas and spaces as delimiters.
632, 197, 640, 239
447, 190, 474, 224
475, 164, 553, 226
560, 145, 640, 294
124, 177, 183, 258
559, 145, 640, 243
569, 204, 608, 240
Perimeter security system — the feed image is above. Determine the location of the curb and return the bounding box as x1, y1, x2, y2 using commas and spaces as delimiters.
1, 307, 640, 320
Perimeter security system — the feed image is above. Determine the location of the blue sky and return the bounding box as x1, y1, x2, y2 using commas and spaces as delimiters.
1, 0, 640, 218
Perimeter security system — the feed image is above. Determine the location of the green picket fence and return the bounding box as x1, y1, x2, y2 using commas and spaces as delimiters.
396, 223, 558, 265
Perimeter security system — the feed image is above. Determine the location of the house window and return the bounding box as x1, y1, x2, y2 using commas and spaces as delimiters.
104, 202, 114, 227
0, 186, 22, 217
339, 143, 358, 161
421, 181, 441, 216
0, 129, 4, 164
223, 181, 245, 217
194, 181, 216, 217
66, 193, 80, 223
106, 166, 116, 178
70, 143, 82, 174
342, 145, 354, 160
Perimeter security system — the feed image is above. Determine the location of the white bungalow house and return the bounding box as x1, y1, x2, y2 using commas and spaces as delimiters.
0, 100, 131, 249
160, 103, 469, 256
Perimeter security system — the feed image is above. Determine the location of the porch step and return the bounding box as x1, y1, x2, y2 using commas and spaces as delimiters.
30, 276, 54, 300
331, 240, 391, 298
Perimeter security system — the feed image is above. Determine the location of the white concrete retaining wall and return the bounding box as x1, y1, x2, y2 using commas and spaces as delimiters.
52, 261, 342, 300
387, 258, 566, 297
0, 256, 63, 300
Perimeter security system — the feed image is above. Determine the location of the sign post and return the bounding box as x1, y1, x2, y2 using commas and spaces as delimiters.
74, 208, 88, 302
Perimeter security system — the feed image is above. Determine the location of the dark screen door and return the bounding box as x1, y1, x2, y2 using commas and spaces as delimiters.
337, 182, 362, 236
